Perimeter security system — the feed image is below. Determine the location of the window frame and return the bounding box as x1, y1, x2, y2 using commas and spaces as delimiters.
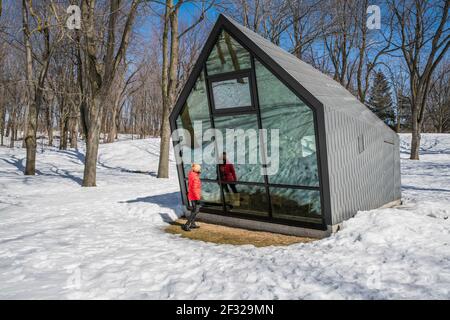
207, 69, 256, 115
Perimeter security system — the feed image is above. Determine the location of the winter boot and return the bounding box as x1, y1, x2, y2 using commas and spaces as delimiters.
190, 222, 200, 229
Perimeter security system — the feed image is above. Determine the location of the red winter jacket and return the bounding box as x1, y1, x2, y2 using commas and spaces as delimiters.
187, 170, 201, 201
219, 163, 237, 182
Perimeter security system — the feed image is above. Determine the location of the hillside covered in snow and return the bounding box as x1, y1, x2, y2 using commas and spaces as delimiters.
0, 134, 449, 299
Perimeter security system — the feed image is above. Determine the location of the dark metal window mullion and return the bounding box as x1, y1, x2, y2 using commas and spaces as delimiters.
250, 54, 273, 219
189, 178, 320, 191
204, 63, 227, 213
311, 102, 327, 226
172, 111, 190, 208
207, 68, 252, 81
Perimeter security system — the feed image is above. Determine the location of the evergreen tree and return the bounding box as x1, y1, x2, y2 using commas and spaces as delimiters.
368, 71, 395, 127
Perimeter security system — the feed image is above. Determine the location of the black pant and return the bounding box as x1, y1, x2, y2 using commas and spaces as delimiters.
186, 200, 201, 227
223, 183, 238, 193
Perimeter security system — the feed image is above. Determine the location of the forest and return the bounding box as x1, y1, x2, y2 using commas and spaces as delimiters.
0, 0, 448, 186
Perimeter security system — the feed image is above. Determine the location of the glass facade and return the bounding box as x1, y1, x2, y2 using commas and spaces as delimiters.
213, 114, 264, 183
224, 184, 269, 216
270, 187, 321, 223
175, 31, 323, 226
206, 31, 252, 75
255, 60, 319, 187
175, 71, 216, 180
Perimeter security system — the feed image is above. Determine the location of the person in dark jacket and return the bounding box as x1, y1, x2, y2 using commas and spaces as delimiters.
182, 163, 202, 231
219, 152, 238, 193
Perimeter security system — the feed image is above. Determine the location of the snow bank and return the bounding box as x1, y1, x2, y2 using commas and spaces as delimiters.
0, 134, 449, 299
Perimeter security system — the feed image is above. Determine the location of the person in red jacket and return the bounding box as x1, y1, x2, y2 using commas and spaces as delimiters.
219, 152, 238, 193
182, 163, 202, 231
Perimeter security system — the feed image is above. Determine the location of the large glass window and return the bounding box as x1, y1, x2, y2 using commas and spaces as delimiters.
255, 60, 319, 187
176, 70, 216, 180
224, 184, 269, 216
270, 187, 321, 222
206, 30, 251, 75
211, 76, 252, 110
213, 114, 264, 183
176, 32, 324, 224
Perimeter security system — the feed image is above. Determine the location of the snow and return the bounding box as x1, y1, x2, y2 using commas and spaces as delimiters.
0, 134, 449, 299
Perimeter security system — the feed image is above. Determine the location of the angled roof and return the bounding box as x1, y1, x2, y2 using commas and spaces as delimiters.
221, 15, 392, 131
170, 14, 393, 134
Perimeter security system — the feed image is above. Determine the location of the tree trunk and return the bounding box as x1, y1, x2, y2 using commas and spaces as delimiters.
70, 116, 78, 149
47, 104, 53, 146
158, 114, 171, 177
22, 105, 28, 149
8, 110, 15, 148
24, 99, 38, 175
157, 0, 171, 178
410, 107, 420, 160
0, 105, 5, 146
157, 0, 179, 178
83, 125, 100, 187
9, 122, 14, 148
107, 107, 117, 143
83, 98, 101, 187
60, 116, 68, 150
5, 116, 11, 138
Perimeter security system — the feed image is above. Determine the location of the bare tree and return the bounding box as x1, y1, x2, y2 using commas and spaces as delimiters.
157, 0, 213, 178
354, 0, 394, 103
389, 0, 449, 159
22, 0, 60, 175
157, 0, 179, 178
425, 62, 450, 133
321, 0, 360, 89
79, 0, 141, 186
287, 0, 325, 60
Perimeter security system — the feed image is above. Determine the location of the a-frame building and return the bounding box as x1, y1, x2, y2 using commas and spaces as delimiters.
169, 14, 401, 238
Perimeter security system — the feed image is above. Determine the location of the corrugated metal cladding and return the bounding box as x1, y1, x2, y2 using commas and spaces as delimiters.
324, 106, 401, 224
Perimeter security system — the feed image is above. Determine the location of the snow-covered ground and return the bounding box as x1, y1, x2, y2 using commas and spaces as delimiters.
0, 134, 449, 299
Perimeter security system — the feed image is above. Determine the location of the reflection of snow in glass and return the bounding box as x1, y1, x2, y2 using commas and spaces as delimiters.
212, 78, 251, 109
301, 135, 316, 157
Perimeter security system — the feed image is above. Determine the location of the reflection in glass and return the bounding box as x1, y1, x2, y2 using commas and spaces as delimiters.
213, 114, 264, 183
206, 30, 251, 75
270, 187, 321, 222
201, 181, 223, 210
255, 60, 319, 187
224, 184, 269, 216
176, 70, 216, 180
218, 151, 238, 193
212, 77, 252, 110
